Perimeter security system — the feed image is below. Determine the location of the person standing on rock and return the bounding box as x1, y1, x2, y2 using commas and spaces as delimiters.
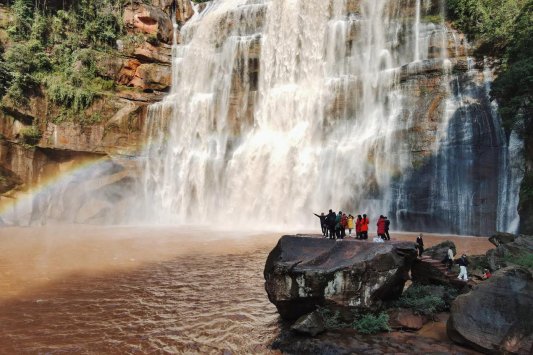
361, 214, 369, 240
416, 233, 424, 256
457, 254, 469, 281
326, 209, 336, 239
377, 215, 386, 240
347, 214, 354, 237
335, 211, 343, 239
314, 212, 327, 237
355, 215, 362, 239
444, 246, 454, 271
340, 213, 348, 239
384, 216, 391, 240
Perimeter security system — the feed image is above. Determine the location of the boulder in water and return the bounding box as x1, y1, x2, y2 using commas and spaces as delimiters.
489, 232, 517, 247
447, 266, 533, 354
290, 311, 326, 337
264, 235, 417, 320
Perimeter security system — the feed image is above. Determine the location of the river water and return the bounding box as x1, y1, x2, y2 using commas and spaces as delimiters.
0, 226, 491, 353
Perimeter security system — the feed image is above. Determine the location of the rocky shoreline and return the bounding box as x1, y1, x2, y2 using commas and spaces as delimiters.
264, 233, 533, 354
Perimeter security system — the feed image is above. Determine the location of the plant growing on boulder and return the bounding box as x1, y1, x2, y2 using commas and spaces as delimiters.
19, 126, 42, 145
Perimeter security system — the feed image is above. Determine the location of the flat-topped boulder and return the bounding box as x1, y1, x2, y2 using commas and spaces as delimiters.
264, 235, 418, 320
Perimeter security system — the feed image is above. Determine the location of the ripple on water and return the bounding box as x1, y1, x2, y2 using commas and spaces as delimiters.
0, 248, 281, 354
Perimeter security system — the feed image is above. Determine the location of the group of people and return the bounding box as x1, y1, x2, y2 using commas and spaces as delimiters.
314, 211, 391, 240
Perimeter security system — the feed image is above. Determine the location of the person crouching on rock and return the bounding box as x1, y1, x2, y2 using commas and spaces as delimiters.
313, 212, 327, 237
361, 214, 369, 240
416, 233, 424, 257
482, 268, 492, 280
326, 209, 336, 239
355, 215, 362, 239
377, 215, 386, 240
457, 254, 469, 281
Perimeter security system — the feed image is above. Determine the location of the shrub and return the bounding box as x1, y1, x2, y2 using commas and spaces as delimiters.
393, 284, 457, 315
19, 126, 41, 145
353, 313, 390, 334
504, 252, 533, 268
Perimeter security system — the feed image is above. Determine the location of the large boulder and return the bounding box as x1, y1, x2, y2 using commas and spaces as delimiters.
486, 235, 533, 271
264, 235, 417, 320
422, 240, 456, 261
447, 267, 533, 354
489, 232, 517, 247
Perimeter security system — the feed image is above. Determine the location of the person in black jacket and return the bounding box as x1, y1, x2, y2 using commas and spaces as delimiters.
457, 254, 469, 281
314, 212, 327, 237
325, 209, 336, 239
384, 217, 391, 240
416, 233, 424, 257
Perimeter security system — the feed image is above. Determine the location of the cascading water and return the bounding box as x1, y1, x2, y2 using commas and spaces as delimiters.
141, 0, 522, 234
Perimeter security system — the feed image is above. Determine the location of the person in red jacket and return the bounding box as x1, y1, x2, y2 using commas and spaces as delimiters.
361, 214, 369, 240
377, 215, 386, 240
355, 215, 362, 239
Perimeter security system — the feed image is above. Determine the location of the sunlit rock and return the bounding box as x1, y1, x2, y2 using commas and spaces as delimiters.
264, 235, 417, 320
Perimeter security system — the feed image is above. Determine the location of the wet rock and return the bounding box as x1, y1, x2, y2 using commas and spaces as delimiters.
152, 0, 194, 24
388, 308, 427, 331
264, 235, 417, 320
129, 63, 171, 91
447, 266, 533, 354
489, 231, 516, 247
422, 240, 456, 261
290, 311, 326, 337
123, 1, 173, 43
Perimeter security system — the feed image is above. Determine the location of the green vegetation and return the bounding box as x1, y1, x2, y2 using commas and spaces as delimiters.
447, 0, 532, 134
393, 284, 458, 316
0, 0, 125, 123
317, 307, 390, 334
353, 313, 391, 335
19, 126, 42, 145
504, 252, 533, 268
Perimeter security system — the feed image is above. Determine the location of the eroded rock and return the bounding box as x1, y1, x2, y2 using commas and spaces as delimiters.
129, 63, 172, 91
264, 235, 417, 320
447, 266, 533, 354
123, 1, 173, 43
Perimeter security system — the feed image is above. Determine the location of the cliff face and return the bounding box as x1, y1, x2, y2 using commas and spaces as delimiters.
0, 0, 525, 233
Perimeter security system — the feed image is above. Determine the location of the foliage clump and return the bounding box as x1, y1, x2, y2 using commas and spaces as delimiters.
317, 307, 390, 335
393, 284, 458, 316
19, 126, 42, 145
0, 0, 125, 122
353, 313, 391, 335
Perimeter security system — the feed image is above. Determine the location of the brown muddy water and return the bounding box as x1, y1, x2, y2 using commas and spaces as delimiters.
0, 227, 493, 354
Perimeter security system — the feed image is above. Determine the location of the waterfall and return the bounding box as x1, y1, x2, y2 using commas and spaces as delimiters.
140, 0, 522, 234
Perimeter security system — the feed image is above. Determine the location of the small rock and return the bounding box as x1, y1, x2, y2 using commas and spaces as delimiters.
291, 311, 326, 337
388, 308, 426, 331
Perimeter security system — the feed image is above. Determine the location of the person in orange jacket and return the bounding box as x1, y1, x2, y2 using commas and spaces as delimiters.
361, 214, 369, 240
377, 215, 386, 240
355, 215, 362, 239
